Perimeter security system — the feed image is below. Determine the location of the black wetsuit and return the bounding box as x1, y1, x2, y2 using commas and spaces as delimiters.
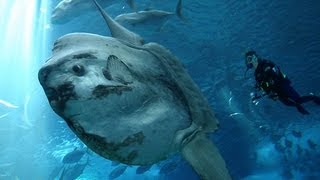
254, 59, 320, 114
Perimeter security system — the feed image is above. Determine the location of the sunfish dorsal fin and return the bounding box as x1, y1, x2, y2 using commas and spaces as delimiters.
91, 0, 144, 46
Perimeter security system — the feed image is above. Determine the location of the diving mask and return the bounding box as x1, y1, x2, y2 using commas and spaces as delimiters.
245, 54, 258, 69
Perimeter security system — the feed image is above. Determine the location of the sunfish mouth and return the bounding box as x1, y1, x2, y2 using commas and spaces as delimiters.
43, 82, 76, 113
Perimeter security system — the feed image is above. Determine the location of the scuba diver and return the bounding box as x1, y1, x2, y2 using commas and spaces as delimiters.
244, 50, 320, 115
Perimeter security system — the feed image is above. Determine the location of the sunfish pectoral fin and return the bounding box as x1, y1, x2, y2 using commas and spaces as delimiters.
91, 0, 144, 46
107, 55, 134, 84
181, 133, 232, 180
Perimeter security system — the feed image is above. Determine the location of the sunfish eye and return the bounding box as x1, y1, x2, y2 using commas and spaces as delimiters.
72, 64, 85, 76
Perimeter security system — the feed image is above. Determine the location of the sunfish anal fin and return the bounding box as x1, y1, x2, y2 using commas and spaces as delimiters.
181, 133, 232, 180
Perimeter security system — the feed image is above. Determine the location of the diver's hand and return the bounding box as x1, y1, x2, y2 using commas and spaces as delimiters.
250, 92, 262, 104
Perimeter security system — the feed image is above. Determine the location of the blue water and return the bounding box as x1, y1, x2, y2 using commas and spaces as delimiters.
0, 0, 320, 179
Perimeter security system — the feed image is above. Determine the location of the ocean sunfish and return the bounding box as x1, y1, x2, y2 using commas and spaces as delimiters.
39, 0, 231, 179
